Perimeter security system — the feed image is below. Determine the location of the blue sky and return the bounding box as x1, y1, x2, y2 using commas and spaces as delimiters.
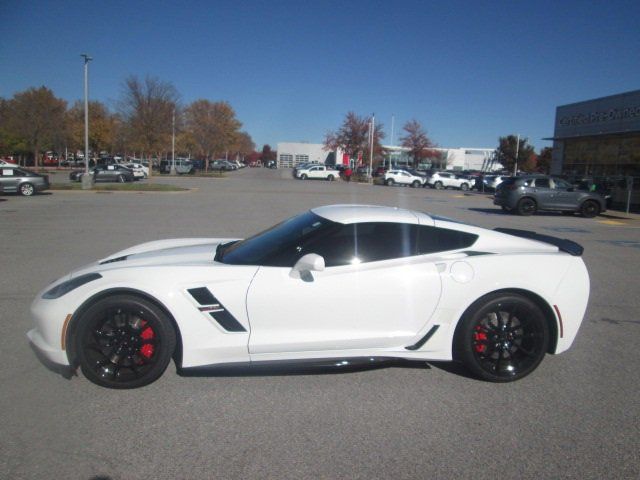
1, 0, 639, 151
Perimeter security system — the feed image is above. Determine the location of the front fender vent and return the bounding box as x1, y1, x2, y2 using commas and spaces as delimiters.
187, 287, 246, 333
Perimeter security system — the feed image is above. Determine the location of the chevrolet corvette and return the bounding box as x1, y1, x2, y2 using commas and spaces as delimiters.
28, 204, 589, 388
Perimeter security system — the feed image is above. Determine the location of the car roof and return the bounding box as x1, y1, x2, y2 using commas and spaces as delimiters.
312, 204, 433, 225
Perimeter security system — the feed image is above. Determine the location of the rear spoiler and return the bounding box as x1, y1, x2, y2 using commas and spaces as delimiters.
494, 228, 584, 256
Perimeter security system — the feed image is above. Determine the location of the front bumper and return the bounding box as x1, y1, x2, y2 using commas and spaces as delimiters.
27, 328, 70, 365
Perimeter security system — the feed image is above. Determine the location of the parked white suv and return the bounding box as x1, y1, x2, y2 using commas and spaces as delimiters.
427, 171, 471, 190
384, 169, 426, 187
296, 165, 339, 181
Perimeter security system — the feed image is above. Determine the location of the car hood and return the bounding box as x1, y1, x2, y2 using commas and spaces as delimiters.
71, 238, 240, 276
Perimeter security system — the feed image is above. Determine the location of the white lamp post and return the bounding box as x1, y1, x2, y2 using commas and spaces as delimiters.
80, 53, 93, 189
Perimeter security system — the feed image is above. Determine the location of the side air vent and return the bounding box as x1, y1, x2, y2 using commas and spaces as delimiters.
187, 287, 247, 333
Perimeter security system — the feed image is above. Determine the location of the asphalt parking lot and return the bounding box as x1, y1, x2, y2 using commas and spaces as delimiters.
1, 167, 639, 480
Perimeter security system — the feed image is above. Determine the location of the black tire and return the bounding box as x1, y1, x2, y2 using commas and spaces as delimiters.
386, 178, 394, 186
455, 293, 549, 382
460, 183, 469, 191
301, 174, 308, 180
434, 181, 443, 190
19, 182, 35, 196
501, 206, 511, 213
75, 294, 177, 389
580, 200, 600, 218
412, 180, 421, 188
327, 174, 334, 182
517, 197, 537, 216
117, 175, 126, 183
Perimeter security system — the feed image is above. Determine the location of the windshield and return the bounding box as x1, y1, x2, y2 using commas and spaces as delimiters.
216, 211, 337, 266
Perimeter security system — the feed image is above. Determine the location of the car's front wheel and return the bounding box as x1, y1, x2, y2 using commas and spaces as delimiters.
386, 178, 394, 186
117, 175, 126, 183
412, 180, 421, 188
75, 294, 177, 389
434, 181, 443, 190
300, 174, 308, 180
455, 293, 549, 382
19, 182, 35, 196
580, 200, 600, 218
460, 183, 469, 191
327, 174, 334, 181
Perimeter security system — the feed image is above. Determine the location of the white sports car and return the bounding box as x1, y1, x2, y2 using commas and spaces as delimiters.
28, 205, 590, 389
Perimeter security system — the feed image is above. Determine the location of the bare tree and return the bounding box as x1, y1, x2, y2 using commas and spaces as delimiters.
118, 76, 179, 159
324, 112, 385, 165
399, 119, 434, 167
5, 87, 66, 166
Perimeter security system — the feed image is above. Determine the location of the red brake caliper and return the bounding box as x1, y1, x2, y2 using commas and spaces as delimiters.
473, 326, 487, 353
139, 320, 155, 359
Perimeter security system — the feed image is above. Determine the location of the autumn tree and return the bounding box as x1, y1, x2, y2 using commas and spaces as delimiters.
4, 86, 67, 166
536, 147, 552, 173
260, 144, 276, 162
184, 100, 242, 169
496, 135, 535, 174
399, 119, 435, 167
324, 112, 385, 165
230, 131, 255, 159
118, 75, 179, 159
66, 100, 116, 154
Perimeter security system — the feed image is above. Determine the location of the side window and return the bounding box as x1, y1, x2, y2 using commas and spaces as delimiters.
553, 178, 571, 189
302, 222, 419, 266
534, 178, 550, 188
417, 226, 478, 254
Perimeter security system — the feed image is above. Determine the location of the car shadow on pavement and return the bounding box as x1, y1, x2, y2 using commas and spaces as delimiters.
468, 208, 568, 217
178, 358, 431, 378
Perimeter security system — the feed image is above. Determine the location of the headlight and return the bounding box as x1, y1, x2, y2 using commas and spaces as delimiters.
42, 273, 102, 299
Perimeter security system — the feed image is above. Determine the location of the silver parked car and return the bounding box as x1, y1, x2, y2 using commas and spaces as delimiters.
0, 166, 50, 196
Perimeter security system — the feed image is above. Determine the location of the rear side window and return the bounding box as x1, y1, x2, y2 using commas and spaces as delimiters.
417, 225, 478, 254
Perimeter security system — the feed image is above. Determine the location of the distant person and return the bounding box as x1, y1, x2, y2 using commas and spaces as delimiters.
344, 166, 353, 182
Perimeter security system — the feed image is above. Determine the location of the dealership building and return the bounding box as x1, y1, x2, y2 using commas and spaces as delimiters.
550, 89, 640, 178
548, 89, 640, 210
277, 142, 498, 171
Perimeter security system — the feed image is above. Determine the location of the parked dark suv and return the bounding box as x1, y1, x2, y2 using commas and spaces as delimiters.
494, 175, 606, 217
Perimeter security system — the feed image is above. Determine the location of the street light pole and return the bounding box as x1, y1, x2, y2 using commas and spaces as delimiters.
513, 133, 520, 176
170, 107, 176, 175
369, 114, 375, 184
80, 54, 93, 190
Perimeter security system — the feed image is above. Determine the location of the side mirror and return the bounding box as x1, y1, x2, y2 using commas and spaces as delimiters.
290, 253, 325, 282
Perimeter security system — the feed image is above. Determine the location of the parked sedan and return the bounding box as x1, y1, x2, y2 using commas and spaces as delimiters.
0, 166, 49, 196
494, 175, 607, 217
70, 165, 135, 183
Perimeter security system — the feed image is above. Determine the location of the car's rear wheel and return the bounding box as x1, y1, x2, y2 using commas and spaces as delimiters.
455, 293, 549, 382
434, 181, 443, 190
386, 178, 394, 186
117, 174, 126, 183
580, 200, 600, 218
517, 198, 537, 216
75, 294, 176, 389
327, 174, 334, 181
460, 183, 469, 191
301, 174, 308, 180
19, 182, 35, 196
412, 180, 421, 188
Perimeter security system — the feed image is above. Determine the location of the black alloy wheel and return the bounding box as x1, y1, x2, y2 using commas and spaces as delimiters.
455, 293, 549, 382
580, 200, 600, 218
301, 174, 308, 180
434, 181, 443, 190
517, 197, 537, 216
76, 295, 176, 389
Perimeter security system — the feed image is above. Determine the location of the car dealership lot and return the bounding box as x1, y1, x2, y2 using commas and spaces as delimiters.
1, 167, 639, 479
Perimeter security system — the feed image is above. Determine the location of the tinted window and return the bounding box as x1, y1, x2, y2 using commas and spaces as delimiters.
553, 178, 572, 189
417, 226, 478, 254
534, 178, 550, 188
